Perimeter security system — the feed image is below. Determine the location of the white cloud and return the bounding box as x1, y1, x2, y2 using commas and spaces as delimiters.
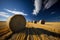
5, 9, 27, 16
43, 0, 48, 5
14, 9, 16, 10
51, 12, 55, 15
44, 0, 58, 9
32, 0, 42, 15
0, 12, 9, 17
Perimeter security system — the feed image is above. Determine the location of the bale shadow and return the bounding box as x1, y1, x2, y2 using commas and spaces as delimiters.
5, 27, 60, 40
23, 27, 60, 38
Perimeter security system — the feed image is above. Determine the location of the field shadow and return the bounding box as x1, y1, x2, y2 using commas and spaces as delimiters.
5, 27, 60, 40
23, 27, 60, 38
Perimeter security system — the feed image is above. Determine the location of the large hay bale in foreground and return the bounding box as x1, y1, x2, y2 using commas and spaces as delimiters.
7, 14, 26, 33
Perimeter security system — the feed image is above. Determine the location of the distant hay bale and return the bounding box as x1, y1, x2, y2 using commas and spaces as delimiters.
7, 14, 26, 33
33, 20, 37, 24
39, 20, 45, 24
34, 21, 37, 23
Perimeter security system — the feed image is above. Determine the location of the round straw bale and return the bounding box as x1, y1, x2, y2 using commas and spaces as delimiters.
7, 14, 26, 33
34, 21, 37, 23
40, 19, 45, 24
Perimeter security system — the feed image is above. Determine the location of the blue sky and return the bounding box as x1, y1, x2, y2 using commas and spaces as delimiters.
0, 0, 60, 22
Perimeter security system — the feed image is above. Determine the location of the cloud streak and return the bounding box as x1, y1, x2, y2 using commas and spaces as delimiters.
44, 0, 58, 9
5, 9, 27, 16
32, 0, 42, 15
32, 0, 58, 15
0, 12, 9, 17
51, 12, 55, 15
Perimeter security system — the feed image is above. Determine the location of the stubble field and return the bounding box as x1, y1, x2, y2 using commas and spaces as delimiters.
0, 21, 60, 40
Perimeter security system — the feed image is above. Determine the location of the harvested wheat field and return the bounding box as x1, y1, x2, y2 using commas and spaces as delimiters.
0, 21, 60, 40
